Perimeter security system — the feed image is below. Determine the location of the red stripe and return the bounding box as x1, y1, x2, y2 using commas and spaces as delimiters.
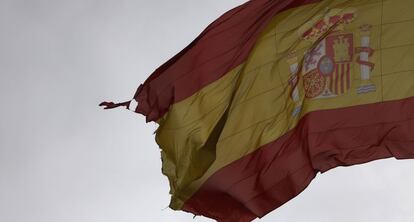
183, 97, 414, 221
133, 0, 321, 122
329, 74, 333, 93
346, 63, 351, 90
340, 63, 345, 94
334, 64, 339, 94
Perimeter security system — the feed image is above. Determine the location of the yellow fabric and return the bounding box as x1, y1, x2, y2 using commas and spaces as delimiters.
154, 0, 414, 209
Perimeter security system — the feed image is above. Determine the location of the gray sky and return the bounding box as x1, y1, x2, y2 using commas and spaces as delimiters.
0, 0, 413, 221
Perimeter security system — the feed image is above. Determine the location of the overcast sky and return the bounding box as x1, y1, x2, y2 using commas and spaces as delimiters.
1, 0, 414, 221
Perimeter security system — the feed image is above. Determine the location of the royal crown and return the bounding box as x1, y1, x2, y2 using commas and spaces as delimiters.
299, 9, 356, 42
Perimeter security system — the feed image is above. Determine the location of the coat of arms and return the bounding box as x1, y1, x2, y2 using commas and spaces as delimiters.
286, 8, 376, 116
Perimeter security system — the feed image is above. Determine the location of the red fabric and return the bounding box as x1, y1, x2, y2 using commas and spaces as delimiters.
183, 97, 414, 221
133, 0, 321, 122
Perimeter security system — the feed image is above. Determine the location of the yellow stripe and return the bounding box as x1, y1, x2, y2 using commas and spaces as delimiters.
154, 0, 414, 209
155, 65, 242, 206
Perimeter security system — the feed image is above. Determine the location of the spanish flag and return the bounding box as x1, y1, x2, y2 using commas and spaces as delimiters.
101, 0, 414, 221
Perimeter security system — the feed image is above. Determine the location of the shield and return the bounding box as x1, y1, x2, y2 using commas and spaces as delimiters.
302, 33, 354, 98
